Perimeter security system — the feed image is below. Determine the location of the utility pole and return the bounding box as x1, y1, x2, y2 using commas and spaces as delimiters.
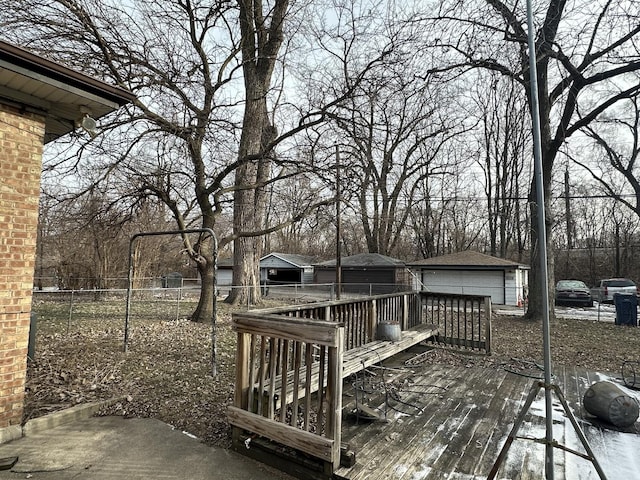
564, 167, 573, 250
564, 167, 573, 275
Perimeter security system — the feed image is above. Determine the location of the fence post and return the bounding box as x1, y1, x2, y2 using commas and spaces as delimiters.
232, 329, 251, 447
67, 289, 74, 335
176, 280, 182, 321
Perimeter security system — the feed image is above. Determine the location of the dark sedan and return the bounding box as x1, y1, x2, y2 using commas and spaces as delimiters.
555, 280, 593, 307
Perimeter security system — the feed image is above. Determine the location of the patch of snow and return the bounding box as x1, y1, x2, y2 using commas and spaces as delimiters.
494, 302, 622, 324
498, 375, 640, 479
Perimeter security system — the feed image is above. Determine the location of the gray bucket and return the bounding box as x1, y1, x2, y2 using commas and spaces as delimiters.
376, 322, 401, 342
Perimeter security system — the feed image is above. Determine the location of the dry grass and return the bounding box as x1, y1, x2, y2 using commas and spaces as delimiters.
24, 299, 640, 448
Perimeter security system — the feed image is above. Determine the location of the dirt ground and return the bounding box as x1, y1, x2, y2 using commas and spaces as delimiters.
23, 303, 640, 448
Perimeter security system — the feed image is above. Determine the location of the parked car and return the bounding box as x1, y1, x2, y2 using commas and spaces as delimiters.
590, 278, 637, 304
555, 280, 593, 307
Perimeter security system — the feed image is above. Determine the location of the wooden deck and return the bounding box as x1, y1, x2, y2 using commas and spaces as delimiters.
334, 346, 640, 480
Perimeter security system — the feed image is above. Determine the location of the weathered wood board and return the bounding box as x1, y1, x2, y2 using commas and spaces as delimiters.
258, 324, 439, 409
334, 349, 640, 480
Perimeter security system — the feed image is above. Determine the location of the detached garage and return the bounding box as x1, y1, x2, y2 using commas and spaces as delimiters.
216, 258, 234, 286
260, 253, 315, 285
314, 253, 411, 294
408, 251, 529, 306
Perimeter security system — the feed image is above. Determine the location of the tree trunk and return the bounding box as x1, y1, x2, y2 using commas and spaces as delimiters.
192, 254, 215, 322
189, 231, 217, 323
227, 91, 269, 306
525, 142, 556, 321
526, 198, 556, 320
227, 0, 288, 306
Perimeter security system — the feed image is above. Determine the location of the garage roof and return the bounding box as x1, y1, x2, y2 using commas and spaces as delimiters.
315, 253, 405, 268
261, 253, 315, 268
0, 40, 136, 143
408, 251, 528, 270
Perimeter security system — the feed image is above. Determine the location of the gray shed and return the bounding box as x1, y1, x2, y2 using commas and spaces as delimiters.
260, 253, 315, 285
314, 253, 411, 294
408, 251, 529, 306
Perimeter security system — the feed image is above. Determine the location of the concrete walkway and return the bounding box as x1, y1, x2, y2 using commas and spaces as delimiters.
0, 415, 292, 479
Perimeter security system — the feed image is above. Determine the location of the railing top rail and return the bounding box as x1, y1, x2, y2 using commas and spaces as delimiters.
233, 312, 343, 347
250, 292, 416, 316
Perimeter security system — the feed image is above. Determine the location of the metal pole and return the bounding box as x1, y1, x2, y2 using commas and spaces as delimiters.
67, 289, 74, 335
176, 279, 182, 322
525, 1, 554, 477
124, 243, 134, 352
336, 145, 342, 300
124, 229, 218, 375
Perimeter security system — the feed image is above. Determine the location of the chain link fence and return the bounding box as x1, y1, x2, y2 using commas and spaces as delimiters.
31, 282, 413, 330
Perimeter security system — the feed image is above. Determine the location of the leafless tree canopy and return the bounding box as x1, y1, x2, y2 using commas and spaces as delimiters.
4, 0, 640, 311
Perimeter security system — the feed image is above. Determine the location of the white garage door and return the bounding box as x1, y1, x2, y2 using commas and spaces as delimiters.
421, 269, 505, 304
216, 269, 233, 286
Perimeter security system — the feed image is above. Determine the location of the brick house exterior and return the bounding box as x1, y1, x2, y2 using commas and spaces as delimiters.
0, 40, 134, 442
0, 106, 44, 438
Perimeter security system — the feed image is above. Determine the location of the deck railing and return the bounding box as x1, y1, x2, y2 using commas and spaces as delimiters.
229, 291, 491, 477
421, 292, 492, 353
228, 313, 344, 471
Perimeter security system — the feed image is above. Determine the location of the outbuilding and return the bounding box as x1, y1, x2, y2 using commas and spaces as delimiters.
408, 251, 529, 306
260, 252, 315, 285
215, 258, 234, 286
314, 253, 412, 294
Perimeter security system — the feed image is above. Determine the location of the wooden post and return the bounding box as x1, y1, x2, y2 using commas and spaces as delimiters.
368, 298, 377, 341
234, 331, 251, 408
232, 330, 251, 447
402, 293, 409, 330
325, 326, 345, 472
484, 297, 492, 355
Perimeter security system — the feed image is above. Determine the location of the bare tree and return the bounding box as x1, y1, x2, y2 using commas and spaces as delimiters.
4, 0, 393, 313
578, 92, 640, 219
3, 0, 246, 320
471, 71, 530, 259
423, 0, 640, 317
229, 0, 294, 304
406, 139, 486, 258
325, 57, 465, 256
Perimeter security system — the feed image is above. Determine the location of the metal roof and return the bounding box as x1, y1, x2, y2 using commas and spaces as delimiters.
0, 40, 136, 143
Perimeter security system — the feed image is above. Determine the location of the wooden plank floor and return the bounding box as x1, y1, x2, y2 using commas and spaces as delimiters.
334, 346, 640, 480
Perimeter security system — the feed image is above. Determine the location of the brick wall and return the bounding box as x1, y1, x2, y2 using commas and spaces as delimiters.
0, 103, 44, 430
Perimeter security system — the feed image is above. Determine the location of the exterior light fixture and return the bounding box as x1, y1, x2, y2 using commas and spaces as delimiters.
77, 107, 99, 138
